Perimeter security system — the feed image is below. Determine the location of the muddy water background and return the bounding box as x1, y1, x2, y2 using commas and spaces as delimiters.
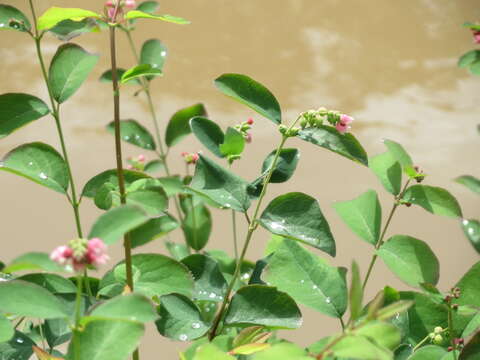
1, 0, 480, 357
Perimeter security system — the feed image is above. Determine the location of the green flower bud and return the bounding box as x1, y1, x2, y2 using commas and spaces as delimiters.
434, 326, 443, 334
278, 124, 288, 135
433, 334, 443, 345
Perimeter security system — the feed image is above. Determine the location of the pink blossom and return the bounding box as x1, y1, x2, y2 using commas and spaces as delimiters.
473, 31, 480, 44
124, 0, 136, 8
247, 118, 254, 125
126, 164, 133, 170
336, 114, 354, 134
191, 153, 200, 163
50, 245, 73, 265
86, 238, 110, 267
245, 132, 252, 143
107, 7, 116, 19
105, 0, 115, 6
137, 154, 145, 162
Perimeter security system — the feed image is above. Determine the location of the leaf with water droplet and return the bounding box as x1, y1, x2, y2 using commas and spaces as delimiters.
106, 119, 156, 150
155, 293, 209, 340
402, 184, 462, 218
180, 199, 212, 251
0, 5, 31, 32
121, 64, 163, 84
164, 104, 208, 147
130, 214, 179, 248
91, 293, 158, 323
140, 39, 167, 79
0, 142, 69, 194
462, 219, 480, 254
189, 116, 225, 157
0, 331, 35, 359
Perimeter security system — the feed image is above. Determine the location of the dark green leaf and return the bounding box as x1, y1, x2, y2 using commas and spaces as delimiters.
0, 331, 35, 359
297, 126, 368, 166
106, 119, 156, 150
378, 235, 439, 287
37, 7, 102, 31
462, 312, 480, 338
383, 139, 412, 168
369, 151, 402, 195
334, 190, 381, 246
91, 294, 157, 323
350, 261, 363, 322
0, 280, 68, 318
462, 219, 480, 254
49, 43, 99, 103
262, 148, 299, 183
125, 10, 190, 24
225, 285, 302, 329
165, 104, 207, 147
140, 39, 167, 79
403, 184, 463, 218
0, 314, 13, 343
0, 142, 69, 194
263, 238, 347, 318
0, 93, 50, 139
407, 345, 447, 359
455, 261, 480, 309
17, 273, 76, 294
189, 155, 251, 212
88, 205, 150, 245
459, 50, 480, 68
393, 344, 413, 359
181, 254, 228, 302
259, 192, 335, 255
48, 18, 97, 41
130, 214, 179, 248
99, 68, 140, 85
81, 169, 149, 198
219, 127, 245, 158
0, 5, 31, 32
189, 116, 225, 157
455, 175, 480, 195
3, 252, 64, 273
120, 64, 162, 84
181, 202, 212, 251
214, 74, 281, 124
155, 293, 209, 341
136, 1, 160, 14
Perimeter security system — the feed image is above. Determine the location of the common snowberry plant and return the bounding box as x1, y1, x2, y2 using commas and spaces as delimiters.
0, 2, 478, 360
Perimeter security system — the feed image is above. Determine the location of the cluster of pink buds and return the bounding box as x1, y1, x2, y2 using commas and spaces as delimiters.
105, 0, 136, 21
50, 238, 109, 272
448, 338, 465, 352
299, 108, 354, 134
335, 114, 354, 134
472, 30, 480, 44
126, 154, 146, 171
181, 152, 200, 165
234, 117, 254, 143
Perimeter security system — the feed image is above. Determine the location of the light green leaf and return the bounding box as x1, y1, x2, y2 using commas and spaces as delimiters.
377, 235, 439, 287
232, 343, 270, 356
225, 285, 302, 329
462, 219, 480, 254
259, 192, 335, 255
458, 50, 480, 68
334, 189, 381, 246
455, 175, 480, 195
297, 126, 368, 166
455, 261, 480, 309
350, 261, 363, 322
48, 18, 98, 41
37, 7, 101, 31
140, 39, 167, 78
463, 312, 480, 338
0, 5, 31, 32
66, 318, 144, 360
106, 119, 156, 150
407, 345, 447, 359
130, 214, 179, 248
81, 169, 149, 198
355, 321, 401, 350
189, 116, 225, 157
0, 280, 68, 319
0, 314, 13, 343
165, 104, 207, 147
0, 142, 69, 194
263, 238, 347, 318
49, 43, 99, 103
165, 241, 191, 261
17, 273, 76, 294
91, 294, 157, 323
219, 127, 245, 158
215, 74, 281, 124
99, 68, 141, 85
125, 10, 190, 24
126, 188, 168, 216
88, 205, 150, 245
382, 139, 412, 168
136, 1, 160, 14
369, 151, 402, 195
0, 331, 35, 359
155, 293, 209, 341
0, 93, 50, 139
402, 184, 462, 218
193, 344, 235, 360
181, 201, 212, 251
330, 335, 392, 359
144, 159, 164, 174
120, 64, 162, 84
252, 343, 311, 360
3, 252, 64, 273
189, 155, 251, 212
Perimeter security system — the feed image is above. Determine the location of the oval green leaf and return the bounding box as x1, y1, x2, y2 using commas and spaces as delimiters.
37, 7, 101, 31
0, 142, 69, 194
81, 169, 149, 198
455, 175, 480, 195
402, 184, 463, 218
106, 119, 156, 150
17, 273, 76, 294
189, 116, 225, 157
120, 64, 162, 84
383, 139, 412, 168
0, 331, 35, 359
369, 151, 402, 195
181, 202, 212, 251
131, 214, 179, 248
48, 18, 97, 41
407, 345, 447, 360
0, 5, 31, 32
219, 127, 245, 158
459, 50, 480, 68
0, 314, 13, 343
91, 293, 157, 323
3, 252, 64, 273
455, 261, 480, 309
125, 10, 190, 24
140, 39, 167, 77
164, 104, 208, 147
99, 68, 141, 85
462, 219, 480, 254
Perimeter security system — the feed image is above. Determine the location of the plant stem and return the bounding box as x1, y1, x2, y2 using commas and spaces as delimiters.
109, 25, 140, 360
208, 135, 289, 340
362, 180, 411, 290
73, 274, 83, 360
447, 304, 458, 360
228, 163, 239, 260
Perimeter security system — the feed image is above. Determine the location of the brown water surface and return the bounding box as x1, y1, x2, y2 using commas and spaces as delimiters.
1, 0, 479, 358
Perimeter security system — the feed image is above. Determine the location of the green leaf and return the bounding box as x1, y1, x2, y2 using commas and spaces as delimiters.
120, 64, 162, 84
81, 169, 149, 198
193, 344, 235, 360
460, 331, 480, 360
402, 184, 463, 218
462, 219, 480, 254
155, 293, 209, 341
144, 159, 164, 174
37, 7, 101, 31
463, 312, 480, 338
455, 175, 480, 195
99, 68, 140, 85
91, 294, 157, 323
382, 139, 412, 168
189, 116, 225, 157
136, 1, 160, 14
165, 241, 191, 261
219, 127, 245, 157
49, 43, 99, 103
3, 252, 64, 273
297, 126, 368, 166
393, 344, 413, 359
263, 238, 347, 318
67, 318, 144, 360
259, 192, 335, 255
407, 345, 447, 359
0, 93, 50, 139
0, 314, 13, 343
0, 331, 35, 359
376, 300, 414, 321
330, 335, 392, 359
0, 280, 68, 318
181, 254, 228, 302
356, 321, 401, 350
126, 188, 168, 216
106, 119, 156, 150
17, 273, 76, 294
130, 214, 179, 248
48, 18, 97, 41
165, 104, 208, 147
225, 285, 302, 329
459, 50, 480, 68
455, 261, 480, 309
0, 5, 31, 32
0, 142, 69, 194
181, 202, 212, 251
334, 190, 382, 246
350, 261, 363, 322
88, 205, 150, 245
189, 155, 251, 212
214, 74, 281, 124
125, 10, 190, 24
377, 235, 439, 287
99, 254, 194, 298
470, 60, 480, 76
232, 343, 270, 356
251, 343, 311, 360
157, 176, 184, 196
369, 151, 402, 195
262, 148, 299, 183
140, 39, 167, 79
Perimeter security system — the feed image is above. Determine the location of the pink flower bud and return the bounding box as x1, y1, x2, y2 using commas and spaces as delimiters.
107, 7, 116, 19
245, 132, 252, 143
124, 0, 136, 8
336, 114, 354, 133
473, 30, 480, 44
86, 238, 109, 267
126, 164, 133, 170
191, 153, 199, 163
105, 0, 115, 6
340, 114, 354, 125
181, 152, 188, 157
138, 154, 145, 162
247, 118, 254, 125
50, 245, 73, 264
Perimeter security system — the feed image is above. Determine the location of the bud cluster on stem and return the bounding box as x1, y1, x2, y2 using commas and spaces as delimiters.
299, 107, 355, 134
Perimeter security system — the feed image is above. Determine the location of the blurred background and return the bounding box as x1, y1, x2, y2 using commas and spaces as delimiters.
1, 0, 479, 358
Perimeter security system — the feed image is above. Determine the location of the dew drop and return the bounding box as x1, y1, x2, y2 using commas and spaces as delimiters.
394, 313, 400, 320
209, 292, 216, 299
468, 228, 475, 236
15, 337, 24, 344
179, 334, 188, 341
241, 273, 250, 280
325, 297, 331, 304
39, 172, 48, 180
192, 322, 201, 329
300, 279, 305, 284
28, 161, 33, 166
225, 203, 231, 208
463, 219, 469, 225
161, 51, 167, 57
312, 285, 318, 290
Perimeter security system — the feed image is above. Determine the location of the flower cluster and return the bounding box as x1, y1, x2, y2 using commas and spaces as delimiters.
126, 154, 146, 171
234, 118, 254, 143
181, 152, 200, 165
299, 107, 354, 134
50, 238, 109, 272
105, 0, 136, 21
